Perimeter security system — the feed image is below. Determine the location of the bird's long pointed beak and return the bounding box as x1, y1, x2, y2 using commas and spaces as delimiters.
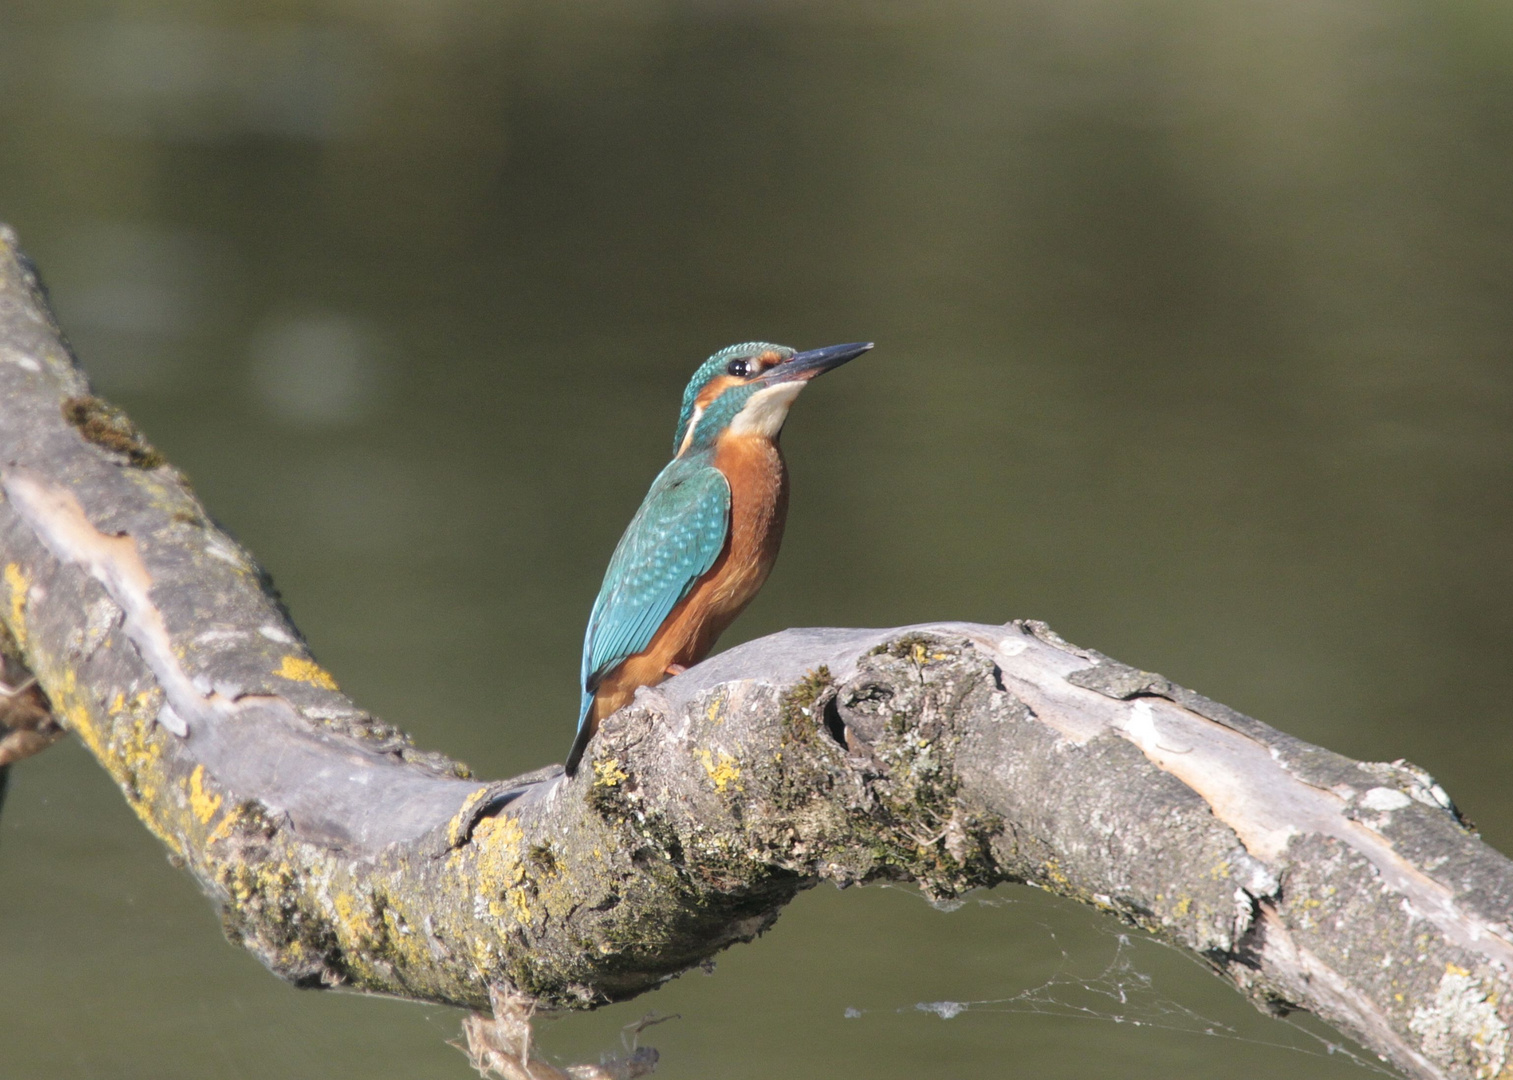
765, 341, 874, 383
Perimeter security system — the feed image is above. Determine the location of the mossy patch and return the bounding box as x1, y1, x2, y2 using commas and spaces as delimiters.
868, 633, 936, 660
528, 842, 560, 876
829, 643, 1005, 898
62, 396, 165, 468
779, 665, 832, 744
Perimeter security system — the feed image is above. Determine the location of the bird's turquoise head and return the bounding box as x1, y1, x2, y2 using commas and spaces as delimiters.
672, 341, 873, 455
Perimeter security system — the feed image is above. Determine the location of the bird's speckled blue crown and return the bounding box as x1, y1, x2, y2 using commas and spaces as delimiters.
672, 342, 791, 454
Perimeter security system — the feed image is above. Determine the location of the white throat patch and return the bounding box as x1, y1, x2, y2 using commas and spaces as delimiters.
728, 381, 805, 439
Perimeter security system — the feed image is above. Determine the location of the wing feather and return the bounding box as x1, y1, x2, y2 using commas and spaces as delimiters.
579, 460, 731, 698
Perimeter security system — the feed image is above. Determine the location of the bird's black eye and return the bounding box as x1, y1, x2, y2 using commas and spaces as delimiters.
726, 358, 751, 378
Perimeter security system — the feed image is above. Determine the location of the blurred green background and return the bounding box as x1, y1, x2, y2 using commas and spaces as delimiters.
3, 0, 1511, 1076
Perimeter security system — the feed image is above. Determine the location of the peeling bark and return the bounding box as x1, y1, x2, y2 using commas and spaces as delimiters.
1, 224, 1510, 1080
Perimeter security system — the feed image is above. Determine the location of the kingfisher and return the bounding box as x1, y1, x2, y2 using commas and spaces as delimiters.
565, 340, 873, 775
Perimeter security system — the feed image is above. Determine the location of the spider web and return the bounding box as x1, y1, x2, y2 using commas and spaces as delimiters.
840, 887, 1396, 1076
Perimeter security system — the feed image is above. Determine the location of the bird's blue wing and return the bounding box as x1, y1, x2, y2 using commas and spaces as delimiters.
580, 459, 732, 697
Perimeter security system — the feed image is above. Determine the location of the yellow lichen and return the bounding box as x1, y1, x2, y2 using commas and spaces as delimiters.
470, 935, 498, 972
121, 710, 165, 806
188, 764, 223, 825
334, 891, 376, 943
207, 807, 241, 844
695, 748, 742, 793
221, 858, 296, 912
593, 758, 628, 788
706, 696, 724, 724
1173, 896, 1192, 917
48, 669, 184, 857
4, 563, 29, 647
474, 814, 524, 849
1042, 858, 1072, 889
52, 669, 109, 769
466, 815, 544, 927
1449, 962, 1472, 977
378, 904, 432, 970
275, 655, 338, 690
474, 816, 524, 884
506, 887, 532, 923
446, 786, 493, 848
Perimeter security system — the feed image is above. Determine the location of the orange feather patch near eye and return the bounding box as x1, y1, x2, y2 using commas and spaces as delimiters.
695, 374, 745, 407
757, 349, 783, 368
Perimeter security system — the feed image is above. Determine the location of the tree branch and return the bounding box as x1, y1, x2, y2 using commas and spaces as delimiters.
0, 224, 1508, 1080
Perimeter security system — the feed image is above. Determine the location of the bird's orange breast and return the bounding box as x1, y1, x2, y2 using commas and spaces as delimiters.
589, 433, 788, 723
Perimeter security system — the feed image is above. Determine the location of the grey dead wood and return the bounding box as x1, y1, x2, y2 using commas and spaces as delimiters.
0, 224, 1508, 1080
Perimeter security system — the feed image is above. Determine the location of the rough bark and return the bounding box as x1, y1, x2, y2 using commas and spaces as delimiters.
1, 224, 1509, 1080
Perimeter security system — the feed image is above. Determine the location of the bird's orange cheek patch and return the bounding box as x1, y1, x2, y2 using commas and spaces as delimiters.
695, 375, 744, 407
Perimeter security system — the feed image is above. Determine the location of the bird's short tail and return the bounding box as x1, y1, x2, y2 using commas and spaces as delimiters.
564, 691, 596, 776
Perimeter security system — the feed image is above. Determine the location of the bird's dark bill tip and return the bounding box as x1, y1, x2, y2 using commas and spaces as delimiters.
775, 340, 874, 380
